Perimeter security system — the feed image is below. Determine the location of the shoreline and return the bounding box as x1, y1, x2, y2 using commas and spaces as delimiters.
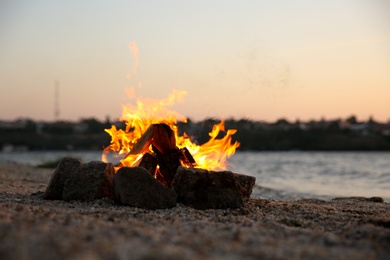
2, 151, 390, 202
0, 162, 389, 259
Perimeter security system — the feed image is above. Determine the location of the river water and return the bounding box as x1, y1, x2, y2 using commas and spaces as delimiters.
1, 151, 389, 202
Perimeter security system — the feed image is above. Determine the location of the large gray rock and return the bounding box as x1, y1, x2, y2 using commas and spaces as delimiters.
43, 157, 81, 200
172, 166, 244, 209
62, 161, 115, 201
114, 167, 177, 209
233, 173, 256, 198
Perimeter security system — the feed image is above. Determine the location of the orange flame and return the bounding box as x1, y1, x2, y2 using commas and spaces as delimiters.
102, 89, 239, 171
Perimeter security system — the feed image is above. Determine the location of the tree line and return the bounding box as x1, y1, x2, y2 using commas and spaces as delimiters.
1, 116, 389, 151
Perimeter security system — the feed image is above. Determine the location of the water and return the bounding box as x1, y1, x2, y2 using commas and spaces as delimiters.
0, 151, 103, 166
228, 151, 390, 202
1, 151, 389, 202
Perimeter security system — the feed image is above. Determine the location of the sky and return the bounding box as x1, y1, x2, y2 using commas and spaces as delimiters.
1, 0, 389, 123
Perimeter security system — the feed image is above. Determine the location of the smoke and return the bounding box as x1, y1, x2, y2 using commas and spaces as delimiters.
126, 41, 139, 80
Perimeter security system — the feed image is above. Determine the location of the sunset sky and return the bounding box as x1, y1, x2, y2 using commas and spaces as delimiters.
1, 0, 389, 122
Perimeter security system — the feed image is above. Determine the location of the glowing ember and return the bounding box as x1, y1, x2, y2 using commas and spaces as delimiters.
102, 89, 240, 172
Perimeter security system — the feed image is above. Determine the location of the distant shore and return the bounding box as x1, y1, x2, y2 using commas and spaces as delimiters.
2, 116, 390, 151
0, 162, 389, 259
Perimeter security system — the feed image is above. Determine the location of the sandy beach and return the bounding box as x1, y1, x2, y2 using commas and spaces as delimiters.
0, 161, 389, 259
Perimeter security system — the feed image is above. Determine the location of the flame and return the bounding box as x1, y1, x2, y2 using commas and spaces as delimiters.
175, 121, 239, 171
102, 90, 239, 171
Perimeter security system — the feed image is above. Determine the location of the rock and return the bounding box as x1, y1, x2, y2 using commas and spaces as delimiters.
332, 196, 384, 203
233, 173, 256, 198
114, 167, 177, 209
43, 157, 81, 200
62, 161, 115, 201
368, 197, 384, 203
171, 166, 244, 209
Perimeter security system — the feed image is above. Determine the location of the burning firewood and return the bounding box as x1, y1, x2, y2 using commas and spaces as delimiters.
138, 152, 158, 175
127, 124, 155, 155
178, 147, 196, 167
152, 145, 180, 188
123, 123, 197, 188
152, 124, 176, 154
127, 124, 177, 156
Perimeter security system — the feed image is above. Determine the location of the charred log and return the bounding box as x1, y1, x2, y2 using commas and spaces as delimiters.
178, 147, 196, 167
138, 152, 158, 176
153, 145, 181, 188
123, 123, 198, 187
125, 123, 177, 156
152, 124, 176, 154
127, 124, 154, 155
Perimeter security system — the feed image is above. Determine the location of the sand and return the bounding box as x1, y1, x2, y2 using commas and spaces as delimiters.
0, 161, 389, 259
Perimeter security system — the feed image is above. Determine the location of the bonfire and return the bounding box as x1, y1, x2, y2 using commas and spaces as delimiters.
101, 89, 240, 187
43, 43, 255, 210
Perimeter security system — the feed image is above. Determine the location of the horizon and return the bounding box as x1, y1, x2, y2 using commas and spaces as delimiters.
1, 1, 389, 122
1, 113, 388, 125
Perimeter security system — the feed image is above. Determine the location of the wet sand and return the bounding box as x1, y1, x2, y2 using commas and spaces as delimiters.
0, 162, 389, 259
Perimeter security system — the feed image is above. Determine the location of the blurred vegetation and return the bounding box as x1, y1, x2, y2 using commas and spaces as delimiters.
178, 117, 390, 151
1, 116, 389, 152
